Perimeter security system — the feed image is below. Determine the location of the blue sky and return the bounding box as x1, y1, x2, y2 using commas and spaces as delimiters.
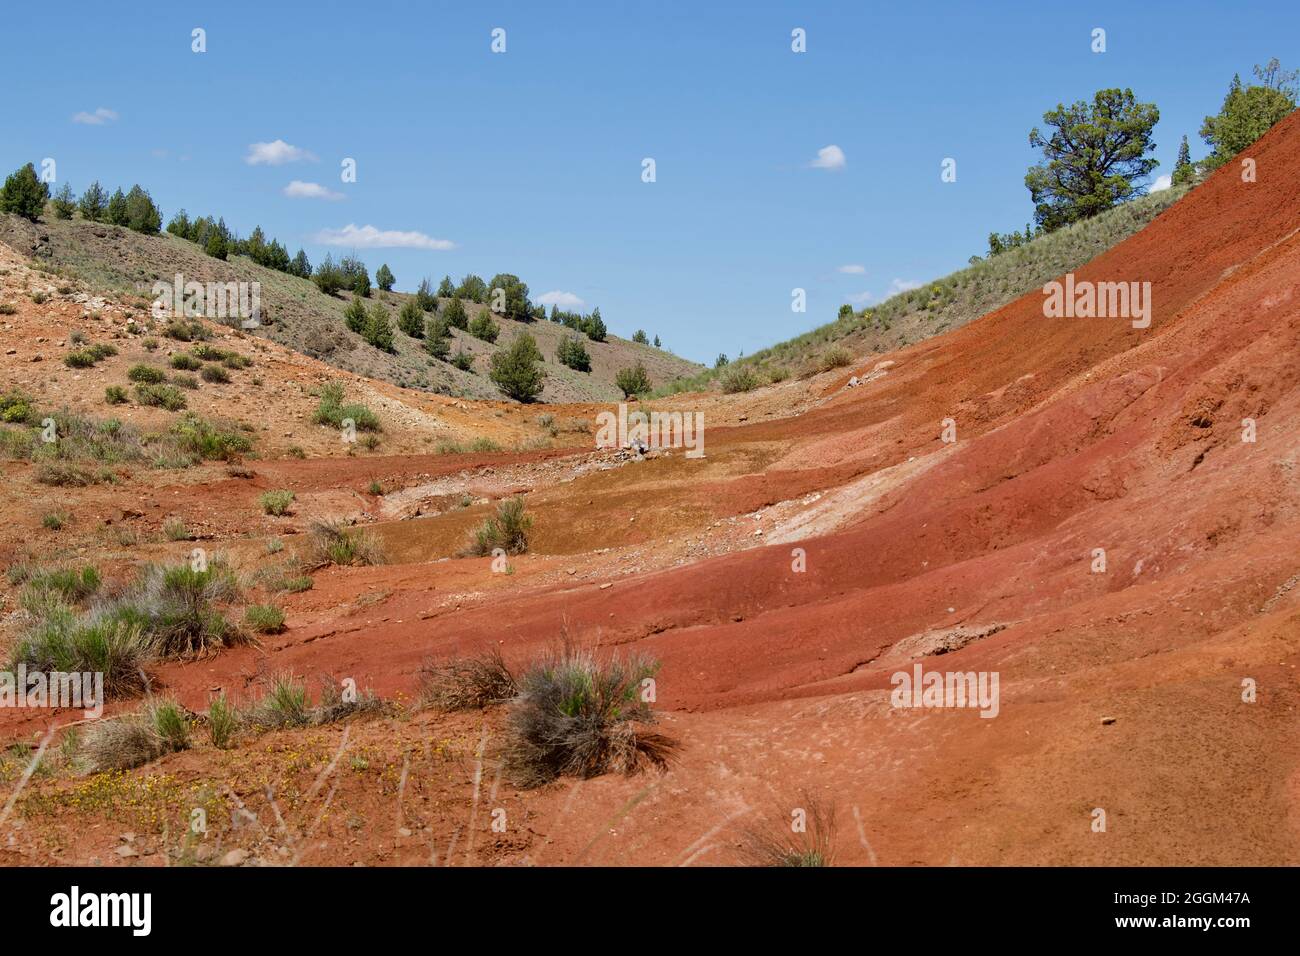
3, 1, 1296, 363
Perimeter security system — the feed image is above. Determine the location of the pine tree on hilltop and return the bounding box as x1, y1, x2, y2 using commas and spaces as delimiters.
78, 181, 108, 222
376, 263, 395, 292
1172, 135, 1195, 186
0, 163, 50, 222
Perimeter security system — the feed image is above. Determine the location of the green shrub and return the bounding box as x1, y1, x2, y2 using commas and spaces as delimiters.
463, 497, 531, 556
128, 364, 167, 384
450, 350, 474, 372
306, 519, 386, 567
63, 350, 96, 369
170, 353, 202, 371
41, 512, 66, 531
555, 336, 591, 372
259, 489, 295, 516
489, 333, 544, 402
170, 373, 198, 390
207, 694, 238, 748
97, 560, 246, 658
249, 673, 311, 729
468, 312, 500, 343
168, 413, 253, 461
163, 518, 190, 541
819, 347, 852, 371
200, 363, 231, 384
10, 616, 150, 697
312, 382, 381, 432
720, 364, 760, 393
615, 362, 652, 398
243, 604, 286, 634
164, 319, 209, 342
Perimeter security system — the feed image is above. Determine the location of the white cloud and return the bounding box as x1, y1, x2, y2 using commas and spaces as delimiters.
809, 144, 846, 170
837, 264, 866, 275
312, 223, 454, 250
536, 290, 586, 308
284, 180, 344, 201
1150, 174, 1172, 193
72, 107, 118, 126
245, 139, 318, 166
887, 278, 923, 296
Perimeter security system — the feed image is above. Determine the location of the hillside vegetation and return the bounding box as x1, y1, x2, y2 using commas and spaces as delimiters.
0, 214, 702, 403
663, 184, 1192, 395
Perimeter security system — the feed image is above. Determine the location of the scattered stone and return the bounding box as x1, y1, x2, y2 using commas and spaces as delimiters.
221, 848, 249, 867
1100, 716, 1117, 726
114, 846, 139, 858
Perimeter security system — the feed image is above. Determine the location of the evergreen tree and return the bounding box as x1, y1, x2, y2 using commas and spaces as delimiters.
1200, 65, 1297, 171
1025, 88, 1160, 230
205, 229, 228, 260
583, 307, 607, 342
425, 316, 451, 360
416, 278, 437, 311
290, 249, 312, 278
106, 188, 130, 226
398, 298, 425, 337
444, 296, 469, 330
489, 332, 545, 401
50, 183, 76, 220
124, 185, 162, 234
363, 301, 394, 351
653, 334, 661, 348
437, 275, 455, 297
632, 329, 649, 344
78, 181, 108, 222
376, 263, 395, 292
167, 209, 192, 238
468, 311, 500, 343
0, 163, 50, 221
456, 273, 487, 303
344, 295, 368, 333
615, 362, 652, 398
1172, 135, 1195, 186
555, 335, 591, 372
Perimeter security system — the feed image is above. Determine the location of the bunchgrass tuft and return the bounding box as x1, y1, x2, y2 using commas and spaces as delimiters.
503, 645, 677, 788
461, 497, 531, 557
418, 648, 517, 711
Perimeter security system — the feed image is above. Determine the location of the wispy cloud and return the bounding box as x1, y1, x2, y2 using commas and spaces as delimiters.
72, 107, 118, 126
312, 224, 454, 250
1149, 174, 1172, 193
284, 180, 344, 201
809, 144, 846, 171
887, 278, 922, 296
837, 264, 866, 275
846, 291, 874, 305
245, 139, 317, 166
536, 290, 585, 308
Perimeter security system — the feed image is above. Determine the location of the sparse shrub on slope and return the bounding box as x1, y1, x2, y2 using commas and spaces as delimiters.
489, 333, 545, 402
736, 793, 837, 867
504, 645, 677, 788
462, 497, 531, 557
306, 519, 386, 567
312, 382, 381, 432
615, 362, 652, 398
419, 648, 518, 710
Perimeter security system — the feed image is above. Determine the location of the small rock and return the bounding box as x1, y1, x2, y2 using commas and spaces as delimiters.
398, 827, 413, 838
220, 849, 249, 867
599, 582, 613, 590
194, 844, 214, 863
1100, 716, 1117, 725
30, 354, 42, 362
114, 846, 139, 858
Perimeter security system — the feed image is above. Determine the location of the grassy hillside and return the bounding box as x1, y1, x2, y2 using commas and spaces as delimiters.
0, 214, 703, 403
662, 184, 1194, 395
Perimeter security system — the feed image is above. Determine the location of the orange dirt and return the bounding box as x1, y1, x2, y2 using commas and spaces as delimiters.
2, 114, 1300, 868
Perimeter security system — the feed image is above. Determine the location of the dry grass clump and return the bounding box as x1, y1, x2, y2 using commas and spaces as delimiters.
81, 698, 192, 772
503, 645, 677, 788
418, 648, 518, 710
306, 519, 386, 567
735, 792, 836, 867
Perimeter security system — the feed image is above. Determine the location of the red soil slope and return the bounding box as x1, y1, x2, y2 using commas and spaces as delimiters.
6, 114, 1300, 867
